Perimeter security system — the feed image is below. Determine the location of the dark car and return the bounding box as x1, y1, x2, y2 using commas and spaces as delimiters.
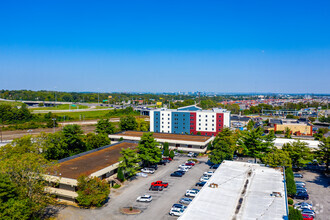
172, 203, 187, 210
175, 170, 185, 175
158, 160, 167, 166
149, 164, 158, 170
195, 181, 206, 187
149, 185, 164, 191
294, 173, 303, 178
294, 192, 309, 200
211, 164, 220, 169
170, 171, 183, 177
193, 153, 198, 158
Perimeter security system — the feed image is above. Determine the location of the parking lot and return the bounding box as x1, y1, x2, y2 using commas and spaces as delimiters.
293, 170, 330, 220
57, 155, 211, 220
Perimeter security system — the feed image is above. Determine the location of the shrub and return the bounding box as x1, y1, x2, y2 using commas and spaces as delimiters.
288, 198, 293, 205
288, 206, 303, 220
163, 149, 170, 157
112, 184, 121, 189
119, 137, 124, 141
169, 150, 175, 159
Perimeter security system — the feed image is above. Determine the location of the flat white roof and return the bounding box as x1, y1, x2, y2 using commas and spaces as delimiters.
274, 138, 320, 149
179, 161, 287, 220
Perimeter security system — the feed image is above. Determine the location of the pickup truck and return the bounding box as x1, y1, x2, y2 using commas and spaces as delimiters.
151, 181, 169, 188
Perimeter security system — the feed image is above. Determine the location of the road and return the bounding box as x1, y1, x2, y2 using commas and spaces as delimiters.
56, 156, 211, 220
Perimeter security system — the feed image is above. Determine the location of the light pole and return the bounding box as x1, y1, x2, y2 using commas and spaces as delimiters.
52, 118, 56, 133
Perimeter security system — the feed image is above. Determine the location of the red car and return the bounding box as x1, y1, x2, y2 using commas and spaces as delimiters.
185, 162, 195, 166
151, 181, 169, 188
162, 157, 172, 161
302, 214, 314, 220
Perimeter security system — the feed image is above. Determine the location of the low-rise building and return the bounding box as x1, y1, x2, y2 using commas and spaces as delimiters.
109, 131, 214, 153
268, 118, 313, 136
45, 141, 137, 203
179, 161, 288, 220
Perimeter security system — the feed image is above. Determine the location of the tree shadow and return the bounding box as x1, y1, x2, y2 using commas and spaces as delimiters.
42, 204, 67, 219
304, 169, 330, 188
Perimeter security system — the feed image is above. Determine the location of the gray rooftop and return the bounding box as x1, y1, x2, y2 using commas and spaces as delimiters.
179, 161, 288, 220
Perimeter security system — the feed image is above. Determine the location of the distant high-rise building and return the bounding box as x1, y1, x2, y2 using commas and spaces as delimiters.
150, 105, 231, 136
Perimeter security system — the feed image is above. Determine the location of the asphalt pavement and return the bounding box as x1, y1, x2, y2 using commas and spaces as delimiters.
57, 155, 211, 220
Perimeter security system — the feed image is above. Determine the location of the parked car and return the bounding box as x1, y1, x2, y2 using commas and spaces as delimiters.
171, 171, 183, 177
187, 152, 194, 157
211, 164, 220, 169
178, 168, 188, 173
296, 186, 307, 192
169, 209, 184, 217
136, 195, 152, 202
200, 176, 210, 182
180, 197, 193, 204
296, 182, 306, 187
294, 202, 313, 210
195, 181, 206, 187
172, 204, 187, 210
294, 192, 309, 200
149, 164, 158, 170
136, 172, 148, 178
185, 190, 198, 197
162, 157, 172, 161
190, 188, 200, 193
193, 153, 198, 157
179, 164, 192, 169
294, 173, 304, 178
149, 185, 164, 191
141, 168, 155, 174
158, 160, 167, 165
301, 209, 315, 218
204, 171, 214, 176
151, 181, 168, 188
295, 181, 306, 185
302, 214, 314, 220
185, 162, 195, 166
176, 170, 186, 175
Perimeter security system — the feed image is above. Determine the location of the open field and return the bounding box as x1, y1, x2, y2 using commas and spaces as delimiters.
31, 104, 89, 111
0, 100, 23, 106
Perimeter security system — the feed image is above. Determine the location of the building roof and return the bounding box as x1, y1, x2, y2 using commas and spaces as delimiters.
274, 138, 320, 149
110, 131, 212, 143
179, 161, 287, 220
53, 141, 137, 179
150, 106, 230, 113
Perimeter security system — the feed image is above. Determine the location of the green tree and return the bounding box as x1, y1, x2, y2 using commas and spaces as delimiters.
43, 132, 68, 160
238, 127, 270, 162
209, 140, 234, 164
76, 174, 110, 207
62, 124, 87, 155
46, 118, 58, 128
282, 141, 312, 168
118, 148, 140, 178
285, 167, 296, 197
137, 133, 161, 166
316, 137, 329, 172
85, 133, 110, 151
96, 119, 116, 135
313, 128, 329, 140
169, 150, 175, 159
288, 206, 303, 220
284, 127, 292, 139
119, 116, 138, 131
163, 142, 169, 151
262, 148, 291, 167
247, 120, 255, 130
117, 167, 125, 182
196, 131, 201, 135
137, 119, 150, 131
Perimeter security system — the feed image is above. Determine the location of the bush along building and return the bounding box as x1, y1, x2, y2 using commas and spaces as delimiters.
149, 105, 230, 136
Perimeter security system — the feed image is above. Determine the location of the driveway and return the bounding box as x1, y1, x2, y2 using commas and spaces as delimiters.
57, 156, 211, 220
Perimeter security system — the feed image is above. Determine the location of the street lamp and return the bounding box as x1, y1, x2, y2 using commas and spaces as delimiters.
52, 118, 56, 133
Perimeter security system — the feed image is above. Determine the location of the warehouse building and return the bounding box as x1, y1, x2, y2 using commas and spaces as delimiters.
149, 105, 230, 136
109, 131, 214, 153
45, 141, 137, 203
179, 161, 288, 220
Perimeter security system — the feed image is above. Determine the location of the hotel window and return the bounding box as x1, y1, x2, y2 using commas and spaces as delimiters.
162, 126, 164, 128
168, 114, 170, 116
212, 115, 214, 118
205, 124, 208, 126
199, 128, 201, 130
212, 120, 214, 122
199, 119, 201, 122
162, 114, 164, 116
162, 122, 164, 124
199, 123, 201, 126
168, 126, 170, 128
206, 119, 207, 122
212, 124, 214, 126
212, 128, 214, 131
199, 115, 201, 117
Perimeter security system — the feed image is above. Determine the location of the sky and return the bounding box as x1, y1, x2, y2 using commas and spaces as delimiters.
0, 0, 329, 94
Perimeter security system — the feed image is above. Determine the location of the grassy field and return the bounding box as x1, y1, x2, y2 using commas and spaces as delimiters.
31, 104, 89, 111
0, 100, 23, 107
49, 110, 110, 120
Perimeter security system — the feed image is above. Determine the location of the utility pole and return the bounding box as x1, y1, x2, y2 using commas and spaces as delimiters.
52, 118, 56, 133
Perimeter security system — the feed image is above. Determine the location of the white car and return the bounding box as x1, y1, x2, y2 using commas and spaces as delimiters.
200, 176, 210, 182
185, 190, 198, 197
137, 195, 152, 202
204, 171, 214, 176
187, 152, 194, 157
178, 167, 189, 172
179, 165, 191, 169
141, 168, 155, 174
169, 209, 184, 216
136, 172, 148, 178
